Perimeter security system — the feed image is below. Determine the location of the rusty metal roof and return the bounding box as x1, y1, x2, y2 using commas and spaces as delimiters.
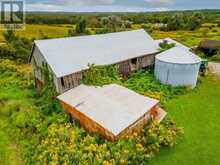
199, 40, 220, 49
57, 84, 159, 136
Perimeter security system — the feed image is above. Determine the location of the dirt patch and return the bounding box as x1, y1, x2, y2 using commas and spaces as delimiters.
209, 62, 220, 75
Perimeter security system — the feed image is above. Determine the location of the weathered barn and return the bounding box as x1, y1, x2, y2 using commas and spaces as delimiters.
30, 29, 159, 93
57, 84, 166, 141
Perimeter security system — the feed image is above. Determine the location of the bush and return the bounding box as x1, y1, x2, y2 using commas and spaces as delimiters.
123, 70, 186, 106
11, 107, 41, 129
159, 40, 176, 51
0, 101, 21, 117
210, 54, 220, 62
26, 118, 183, 165
82, 64, 120, 86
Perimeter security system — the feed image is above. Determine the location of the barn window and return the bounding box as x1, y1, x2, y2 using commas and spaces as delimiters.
61, 77, 65, 88
131, 58, 137, 65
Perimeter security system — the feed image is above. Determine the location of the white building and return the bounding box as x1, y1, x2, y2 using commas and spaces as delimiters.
154, 47, 201, 88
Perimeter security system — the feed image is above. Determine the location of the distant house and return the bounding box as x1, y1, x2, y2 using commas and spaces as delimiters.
30, 29, 159, 93
198, 39, 220, 56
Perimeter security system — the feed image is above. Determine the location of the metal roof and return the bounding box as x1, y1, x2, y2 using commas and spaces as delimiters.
155, 38, 190, 50
199, 39, 220, 49
34, 29, 159, 78
156, 47, 201, 64
57, 84, 159, 136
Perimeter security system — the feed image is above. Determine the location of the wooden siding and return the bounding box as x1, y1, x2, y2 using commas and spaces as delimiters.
117, 60, 131, 77
117, 106, 157, 139
137, 54, 156, 69
32, 45, 158, 93
59, 100, 158, 141
60, 100, 116, 141
61, 72, 83, 93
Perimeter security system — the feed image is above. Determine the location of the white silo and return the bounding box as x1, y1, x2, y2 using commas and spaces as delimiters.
154, 47, 201, 88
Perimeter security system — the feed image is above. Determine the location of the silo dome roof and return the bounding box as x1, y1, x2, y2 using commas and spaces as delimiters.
156, 47, 201, 64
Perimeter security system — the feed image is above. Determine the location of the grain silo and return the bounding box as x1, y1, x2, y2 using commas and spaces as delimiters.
154, 47, 201, 88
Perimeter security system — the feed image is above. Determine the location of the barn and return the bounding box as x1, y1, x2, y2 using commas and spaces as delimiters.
30, 29, 159, 93
57, 84, 167, 141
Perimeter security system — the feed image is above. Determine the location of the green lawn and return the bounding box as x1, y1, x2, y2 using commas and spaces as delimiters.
150, 76, 220, 165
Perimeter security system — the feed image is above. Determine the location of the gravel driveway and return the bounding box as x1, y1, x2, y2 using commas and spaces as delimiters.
209, 62, 220, 75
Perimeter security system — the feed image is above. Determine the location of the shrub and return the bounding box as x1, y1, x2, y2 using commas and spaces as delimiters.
26, 118, 183, 165
212, 29, 218, 33
0, 101, 21, 117
123, 70, 186, 106
82, 64, 120, 86
159, 40, 176, 51
11, 107, 41, 129
210, 53, 220, 62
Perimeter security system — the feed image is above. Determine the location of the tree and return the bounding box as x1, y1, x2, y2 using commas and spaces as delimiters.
75, 19, 87, 34
167, 14, 183, 31
187, 13, 204, 30
3, 29, 17, 43
2, 29, 32, 62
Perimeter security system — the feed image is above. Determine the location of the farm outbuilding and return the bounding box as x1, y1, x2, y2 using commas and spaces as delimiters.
57, 84, 166, 141
198, 39, 220, 56
154, 47, 201, 88
30, 29, 159, 93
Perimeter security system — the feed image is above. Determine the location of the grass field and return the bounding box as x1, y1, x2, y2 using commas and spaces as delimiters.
0, 24, 219, 48
150, 75, 220, 165
0, 24, 70, 42
151, 27, 220, 47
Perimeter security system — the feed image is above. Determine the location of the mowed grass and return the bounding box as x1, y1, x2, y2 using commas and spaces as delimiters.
150, 75, 220, 165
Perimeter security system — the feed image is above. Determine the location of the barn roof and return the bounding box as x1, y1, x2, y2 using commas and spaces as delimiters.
199, 39, 220, 49
57, 84, 159, 136
33, 29, 159, 78
156, 47, 201, 64
155, 38, 190, 50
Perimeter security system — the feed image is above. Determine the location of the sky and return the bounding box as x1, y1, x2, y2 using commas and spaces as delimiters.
26, 0, 220, 12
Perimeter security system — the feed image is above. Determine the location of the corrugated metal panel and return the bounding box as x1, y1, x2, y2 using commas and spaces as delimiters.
34, 29, 159, 78
57, 84, 159, 136
156, 47, 201, 64
154, 47, 201, 88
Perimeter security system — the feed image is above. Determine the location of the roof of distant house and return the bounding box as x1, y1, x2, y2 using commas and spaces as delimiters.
199, 39, 220, 49
33, 29, 159, 78
57, 84, 159, 136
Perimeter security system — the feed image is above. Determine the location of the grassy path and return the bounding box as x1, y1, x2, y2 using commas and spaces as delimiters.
0, 119, 22, 165
150, 76, 220, 165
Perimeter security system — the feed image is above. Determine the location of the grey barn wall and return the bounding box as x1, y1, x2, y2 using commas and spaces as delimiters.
31, 45, 60, 93
58, 53, 158, 93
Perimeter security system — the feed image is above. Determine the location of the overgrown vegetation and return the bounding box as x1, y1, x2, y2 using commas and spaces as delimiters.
0, 60, 183, 165
83, 66, 186, 106
82, 64, 120, 86
159, 40, 176, 51
0, 30, 32, 63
